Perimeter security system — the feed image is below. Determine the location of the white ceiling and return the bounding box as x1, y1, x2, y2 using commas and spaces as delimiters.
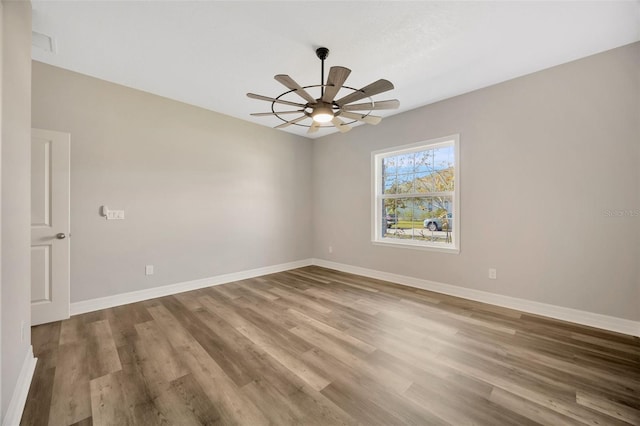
31, 1, 640, 139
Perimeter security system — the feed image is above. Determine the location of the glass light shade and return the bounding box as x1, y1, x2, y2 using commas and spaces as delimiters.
312, 105, 334, 123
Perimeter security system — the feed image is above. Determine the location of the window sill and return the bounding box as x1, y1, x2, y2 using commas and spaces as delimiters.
372, 239, 460, 254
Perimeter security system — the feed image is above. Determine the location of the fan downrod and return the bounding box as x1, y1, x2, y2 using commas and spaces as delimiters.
315, 47, 329, 61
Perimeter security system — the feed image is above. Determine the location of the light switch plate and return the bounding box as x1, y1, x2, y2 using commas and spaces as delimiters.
106, 210, 125, 220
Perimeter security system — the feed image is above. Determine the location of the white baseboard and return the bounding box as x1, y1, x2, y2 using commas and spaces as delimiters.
311, 258, 640, 337
70, 259, 313, 316
69, 256, 639, 337
2, 347, 37, 426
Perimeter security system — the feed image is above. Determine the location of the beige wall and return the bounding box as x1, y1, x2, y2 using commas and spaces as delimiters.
313, 42, 640, 321
32, 62, 312, 303
1, 0, 32, 420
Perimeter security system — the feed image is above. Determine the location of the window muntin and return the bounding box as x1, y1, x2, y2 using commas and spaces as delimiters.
372, 135, 459, 252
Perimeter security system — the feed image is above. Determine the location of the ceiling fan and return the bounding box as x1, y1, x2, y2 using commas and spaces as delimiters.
247, 47, 400, 134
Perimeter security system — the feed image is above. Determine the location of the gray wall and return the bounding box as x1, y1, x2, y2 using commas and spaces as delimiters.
313, 42, 640, 321
1, 0, 32, 421
28, 41, 640, 323
32, 62, 312, 303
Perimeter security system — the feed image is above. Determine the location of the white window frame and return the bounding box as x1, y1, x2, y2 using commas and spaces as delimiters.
371, 134, 460, 253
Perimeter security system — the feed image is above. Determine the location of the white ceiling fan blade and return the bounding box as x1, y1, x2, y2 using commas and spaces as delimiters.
251, 110, 304, 117
275, 75, 317, 104
342, 99, 400, 111
322, 66, 351, 103
274, 115, 309, 129
331, 117, 351, 133
247, 93, 306, 108
339, 111, 382, 125
335, 79, 394, 107
308, 122, 321, 134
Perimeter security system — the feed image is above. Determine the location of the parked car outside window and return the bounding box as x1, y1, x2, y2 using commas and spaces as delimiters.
423, 213, 453, 231
385, 213, 398, 228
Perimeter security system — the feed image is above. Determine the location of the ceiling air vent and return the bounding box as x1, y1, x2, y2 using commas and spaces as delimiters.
32, 31, 55, 53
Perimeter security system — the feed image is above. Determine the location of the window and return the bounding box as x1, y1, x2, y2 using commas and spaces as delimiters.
372, 135, 459, 252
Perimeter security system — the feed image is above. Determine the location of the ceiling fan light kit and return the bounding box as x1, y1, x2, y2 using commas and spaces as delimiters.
247, 47, 399, 134
311, 103, 334, 123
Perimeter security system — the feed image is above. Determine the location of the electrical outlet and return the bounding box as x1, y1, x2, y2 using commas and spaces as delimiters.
328, 246, 333, 254
145, 265, 154, 275
488, 268, 497, 280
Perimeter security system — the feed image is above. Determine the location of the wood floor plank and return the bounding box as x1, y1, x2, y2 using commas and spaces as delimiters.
23, 266, 640, 426
20, 362, 56, 426
31, 321, 61, 370
198, 293, 333, 392
404, 381, 532, 426
234, 322, 331, 391
192, 304, 356, 426
47, 342, 92, 426
115, 336, 173, 424
147, 304, 271, 425
155, 374, 222, 425
86, 320, 122, 380
89, 371, 134, 426
322, 376, 450, 426
58, 316, 86, 346
159, 295, 255, 387
489, 386, 584, 425
438, 347, 633, 426
286, 308, 376, 354
173, 291, 205, 311
268, 285, 333, 315
133, 320, 189, 383
234, 278, 280, 301
68, 417, 93, 426
103, 302, 153, 348
576, 390, 640, 424
319, 380, 408, 425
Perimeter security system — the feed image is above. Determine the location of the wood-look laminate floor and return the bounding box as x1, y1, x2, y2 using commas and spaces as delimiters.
22, 266, 640, 426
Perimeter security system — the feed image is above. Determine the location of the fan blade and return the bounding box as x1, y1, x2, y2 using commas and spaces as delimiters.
247, 93, 306, 108
342, 99, 400, 111
308, 122, 321, 134
274, 75, 316, 104
339, 111, 382, 125
251, 110, 304, 117
336, 79, 394, 107
331, 117, 351, 133
274, 115, 309, 129
321, 66, 351, 103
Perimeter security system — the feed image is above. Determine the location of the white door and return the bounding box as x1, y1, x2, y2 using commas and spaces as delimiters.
31, 129, 70, 325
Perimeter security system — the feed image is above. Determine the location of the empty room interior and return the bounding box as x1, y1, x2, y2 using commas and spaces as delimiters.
1, 1, 639, 425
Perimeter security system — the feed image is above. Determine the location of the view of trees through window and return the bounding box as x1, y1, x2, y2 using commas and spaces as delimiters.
377, 141, 456, 246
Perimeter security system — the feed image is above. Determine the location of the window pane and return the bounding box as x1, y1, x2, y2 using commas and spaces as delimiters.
382, 195, 454, 244
432, 146, 455, 191
396, 173, 414, 194
414, 170, 436, 193
413, 146, 455, 191
375, 138, 458, 250
432, 167, 454, 191
382, 156, 399, 175
416, 195, 453, 243
414, 151, 427, 172
384, 198, 414, 240
397, 154, 414, 173
383, 174, 398, 194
